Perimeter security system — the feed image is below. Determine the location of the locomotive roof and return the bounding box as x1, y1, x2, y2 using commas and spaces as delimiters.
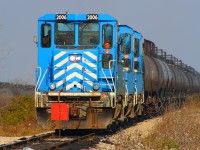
38, 14, 117, 22
118, 25, 133, 30
118, 25, 142, 36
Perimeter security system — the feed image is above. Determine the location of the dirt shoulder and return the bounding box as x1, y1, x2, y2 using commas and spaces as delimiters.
90, 117, 162, 150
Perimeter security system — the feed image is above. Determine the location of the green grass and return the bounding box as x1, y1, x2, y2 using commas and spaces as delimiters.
0, 95, 35, 125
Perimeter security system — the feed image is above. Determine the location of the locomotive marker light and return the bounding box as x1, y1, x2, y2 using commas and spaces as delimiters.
93, 83, 100, 91
49, 83, 56, 91
124, 55, 129, 59
104, 49, 110, 53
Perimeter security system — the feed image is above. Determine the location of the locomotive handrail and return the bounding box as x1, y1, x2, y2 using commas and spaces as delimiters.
109, 60, 116, 91
36, 68, 49, 92
35, 67, 42, 106
35, 67, 49, 107
35, 67, 42, 92
82, 67, 86, 92
35, 67, 48, 106
101, 68, 113, 92
134, 84, 138, 106
110, 92, 116, 108
124, 84, 128, 107
109, 60, 117, 108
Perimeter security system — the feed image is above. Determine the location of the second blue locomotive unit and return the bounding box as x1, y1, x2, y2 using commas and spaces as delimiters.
34, 13, 200, 131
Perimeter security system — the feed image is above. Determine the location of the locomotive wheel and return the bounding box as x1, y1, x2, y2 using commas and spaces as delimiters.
106, 124, 114, 134
123, 118, 129, 127
128, 118, 134, 125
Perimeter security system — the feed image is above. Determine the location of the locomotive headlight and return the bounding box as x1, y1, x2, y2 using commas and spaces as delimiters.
50, 83, 56, 90
76, 55, 81, 61
69, 55, 76, 62
69, 55, 81, 62
93, 83, 100, 91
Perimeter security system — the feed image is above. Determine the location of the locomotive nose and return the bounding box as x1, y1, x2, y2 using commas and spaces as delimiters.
52, 50, 98, 92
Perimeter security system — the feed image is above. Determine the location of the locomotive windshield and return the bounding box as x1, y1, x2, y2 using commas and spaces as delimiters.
54, 22, 100, 49
78, 23, 99, 45
54, 23, 75, 45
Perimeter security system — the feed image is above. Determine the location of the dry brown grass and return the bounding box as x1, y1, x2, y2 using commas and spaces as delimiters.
0, 116, 47, 136
0, 95, 13, 108
142, 94, 200, 149
0, 95, 50, 136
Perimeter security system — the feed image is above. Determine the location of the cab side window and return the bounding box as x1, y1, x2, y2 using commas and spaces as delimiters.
102, 24, 113, 49
134, 38, 139, 57
120, 34, 131, 54
41, 24, 51, 48
134, 61, 139, 72
102, 54, 112, 69
122, 58, 131, 71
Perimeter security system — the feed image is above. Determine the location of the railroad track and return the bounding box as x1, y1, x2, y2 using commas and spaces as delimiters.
0, 131, 55, 150
0, 131, 96, 150
0, 115, 158, 150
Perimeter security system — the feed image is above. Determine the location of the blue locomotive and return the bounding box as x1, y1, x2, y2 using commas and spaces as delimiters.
34, 13, 200, 131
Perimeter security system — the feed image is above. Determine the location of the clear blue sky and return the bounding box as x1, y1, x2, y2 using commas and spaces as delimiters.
0, 0, 200, 84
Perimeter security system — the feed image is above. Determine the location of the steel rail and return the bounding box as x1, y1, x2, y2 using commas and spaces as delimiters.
42, 132, 95, 150
0, 131, 55, 150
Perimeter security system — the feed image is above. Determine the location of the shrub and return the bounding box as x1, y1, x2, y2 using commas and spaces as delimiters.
0, 95, 35, 125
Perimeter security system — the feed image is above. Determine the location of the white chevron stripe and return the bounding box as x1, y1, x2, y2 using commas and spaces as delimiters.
67, 63, 83, 71
84, 52, 97, 61
66, 81, 82, 91
54, 57, 68, 70
56, 72, 83, 88
66, 72, 83, 81
54, 69, 66, 80
84, 80, 93, 87
82, 57, 97, 70
66, 63, 96, 79
55, 76, 93, 89
54, 70, 83, 81
85, 68, 97, 79
56, 80, 64, 88
54, 51, 67, 61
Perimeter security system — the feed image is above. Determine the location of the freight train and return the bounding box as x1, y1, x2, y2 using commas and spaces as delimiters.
34, 13, 200, 131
